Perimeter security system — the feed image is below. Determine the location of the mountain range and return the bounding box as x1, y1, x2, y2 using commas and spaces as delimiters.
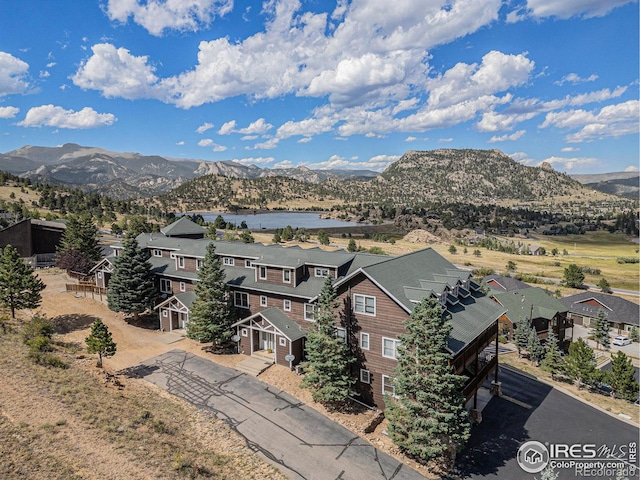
570, 171, 639, 199
0, 144, 377, 198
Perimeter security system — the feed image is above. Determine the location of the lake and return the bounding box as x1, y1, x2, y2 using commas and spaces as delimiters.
195, 211, 363, 230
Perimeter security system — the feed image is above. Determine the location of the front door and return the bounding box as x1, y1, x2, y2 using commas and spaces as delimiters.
179, 312, 188, 329
260, 331, 275, 351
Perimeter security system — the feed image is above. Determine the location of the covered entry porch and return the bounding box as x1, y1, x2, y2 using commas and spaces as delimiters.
155, 292, 195, 332
232, 307, 306, 369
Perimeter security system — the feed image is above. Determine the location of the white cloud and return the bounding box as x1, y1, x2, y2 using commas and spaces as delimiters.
488, 130, 525, 143
560, 146, 580, 152
0, 106, 19, 118
18, 105, 116, 129
305, 153, 399, 172
554, 73, 598, 86
237, 118, 273, 135
72, 44, 163, 100
250, 137, 279, 150
405, 136, 417, 142
623, 165, 639, 172
231, 156, 274, 166
509, 151, 532, 163
241, 135, 258, 141
523, 0, 634, 19
539, 156, 597, 171
297, 137, 312, 143
438, 137, 453, 142
196, 122, 214, 133
540, 100, 639, 143
218, 120, 236, 135
197, 138, 227, 151
0, 51, 30, 96
39, 70, 50, 78
176, 140, 185, 145
273, 159, 294, 168
105, 0, 234, 37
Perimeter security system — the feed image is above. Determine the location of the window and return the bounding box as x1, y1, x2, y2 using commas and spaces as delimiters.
360, 369, 371, 384
223, 257, 234, 266
179, 282, 186, 292
260, 295, 268, 307
97, 271, 102, 279
304, 304, 316, 321
382, 337, 401, 359
162, 310, 168, 317
196, 259, 203, 271
382, 375, 396, 396
114, 249, 119, 257
160, 278, 172, 294
170, 252, 176, 259
279, 337, 287, 347
335, 327, 346, 342
245, 259, 253, 268
283, 269, 291, 283
152, 249, 162, 257
234, 291, 249, 308
360, 332, 370, 350
177, 256, 185, 268
283, 299, 291, 312
354, 294, 376, 316
259, 266, 267, 279
315, 267, 329, 278
241, 328, 248, 337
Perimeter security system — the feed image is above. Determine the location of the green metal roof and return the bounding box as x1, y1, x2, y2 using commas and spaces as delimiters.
160, 217, 206, 237
493, 287, 568, 324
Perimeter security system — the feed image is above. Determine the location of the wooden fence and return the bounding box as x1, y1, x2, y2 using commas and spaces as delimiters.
65, 283, 108, 301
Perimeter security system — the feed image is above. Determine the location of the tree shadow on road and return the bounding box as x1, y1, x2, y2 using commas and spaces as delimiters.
52, 313, 97, 333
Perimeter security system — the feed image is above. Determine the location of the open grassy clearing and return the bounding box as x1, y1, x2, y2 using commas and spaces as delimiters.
0, 317, 285, 480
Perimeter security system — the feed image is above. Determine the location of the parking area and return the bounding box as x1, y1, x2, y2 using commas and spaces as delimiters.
133, 349, 426, 480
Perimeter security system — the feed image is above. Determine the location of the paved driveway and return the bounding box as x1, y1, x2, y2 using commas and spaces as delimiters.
455, 366, 640, 480
133, 349, 425, 480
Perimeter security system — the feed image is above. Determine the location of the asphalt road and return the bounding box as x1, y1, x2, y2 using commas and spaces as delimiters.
131, 349, 426, 480
454, 366, 640, 480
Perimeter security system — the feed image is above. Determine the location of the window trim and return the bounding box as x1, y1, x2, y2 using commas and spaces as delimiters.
223, 257, 234, 266
259, 266, 267, 279
279, 337, 287, 347
382, 375, 396, 397
304, 303, 316, 322
360, 332, 370, 350
260, 295, 268, 307
196, 259, 203, 271
160, 278, 172, 294
97, 271, 103, 279
335, 327, 346, 342
314, 267, 329, 278
354, 294, 376, 316
162, 310, 168, 317
283, 299, 292, 312
152, 249, 163, 257
382, 337, 401, 360
245, 259, 253, 268
360, 369, 371, 384
177, 256, 185, 268
241, 328, 248, 337
179, 282, 186, 292
283, 269, 292, 283
234, 291, 249, 309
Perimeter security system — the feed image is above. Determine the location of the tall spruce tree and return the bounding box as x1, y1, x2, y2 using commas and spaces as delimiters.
564, 338, 598, 388
540, 329, 564, 379
527, 328, 543, 365
301, 276, 355, 410
0, 244, 46, 318
514, 317, 532, 357
590, 309, 611, 350
107, 233, 156, 321
386, 297, 470, 466
186, 242, 234, 345
55, 215, 101, 275
605, 351, 639, 401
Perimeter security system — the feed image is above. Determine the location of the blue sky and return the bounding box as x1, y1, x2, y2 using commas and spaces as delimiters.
0, 0, 638, 174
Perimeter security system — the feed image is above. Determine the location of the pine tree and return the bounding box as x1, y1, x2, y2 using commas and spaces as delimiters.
187, 242, 234, 345
0, 244, 46, 318
107, 233, 156, 321
590, 309, 610, 350
85, 318, 117, 368
514, 317, 532, 357
605, 351, 639, 401
540, 329, 564, 379
347, 239, 357, 253
527, 328, 543, 365
563, 264, 585, 288
564, 338, 597, 389
301, 276, 355, 410
386, 297, 471, 466
629, 326, 639, 343
55, 215, 101, 274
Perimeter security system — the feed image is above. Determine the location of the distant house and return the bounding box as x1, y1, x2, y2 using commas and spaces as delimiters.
96, 217, 506, 410
483, 275, 531, 294
160, 216, 207, 239
0, 218, 66, 266
560, 292, 639, 334
492, 287, 571, 346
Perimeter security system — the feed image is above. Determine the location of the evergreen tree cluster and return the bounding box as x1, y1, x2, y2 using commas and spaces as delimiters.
0, 244, 46, 318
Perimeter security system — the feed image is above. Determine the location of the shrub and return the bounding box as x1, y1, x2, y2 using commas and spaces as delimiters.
23, 314, 54, 345
617, 257, 639, 264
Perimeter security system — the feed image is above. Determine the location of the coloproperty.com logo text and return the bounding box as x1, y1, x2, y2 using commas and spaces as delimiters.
517, 440, 638, 477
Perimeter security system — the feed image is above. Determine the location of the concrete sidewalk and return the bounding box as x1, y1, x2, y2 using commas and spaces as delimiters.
133, 349, 426, 480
